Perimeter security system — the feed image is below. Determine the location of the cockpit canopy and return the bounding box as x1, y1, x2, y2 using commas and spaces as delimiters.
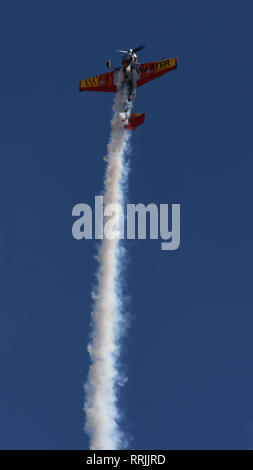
122, 53, 132, 64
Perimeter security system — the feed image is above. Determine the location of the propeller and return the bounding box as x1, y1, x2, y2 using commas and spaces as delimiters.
116, 45, 145, 54
132, 45, 145, 53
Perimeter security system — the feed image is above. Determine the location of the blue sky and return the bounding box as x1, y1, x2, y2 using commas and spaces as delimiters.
0, 0, 252, 449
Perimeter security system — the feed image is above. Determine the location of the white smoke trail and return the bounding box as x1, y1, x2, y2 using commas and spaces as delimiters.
84, 79, 131, 450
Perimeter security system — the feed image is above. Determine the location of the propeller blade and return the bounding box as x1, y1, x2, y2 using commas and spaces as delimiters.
133, 45, 145, 53
116, 49, 128, 53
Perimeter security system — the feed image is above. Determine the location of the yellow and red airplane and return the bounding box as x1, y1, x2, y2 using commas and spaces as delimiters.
80, 46, 178, 131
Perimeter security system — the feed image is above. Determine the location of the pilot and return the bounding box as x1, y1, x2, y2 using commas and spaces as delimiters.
122, 60, 130, 71
122, 53, 132, 71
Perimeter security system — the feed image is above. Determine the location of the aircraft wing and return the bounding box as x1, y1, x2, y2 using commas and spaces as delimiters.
137, 57, 178, 88
80, 71, 117, 92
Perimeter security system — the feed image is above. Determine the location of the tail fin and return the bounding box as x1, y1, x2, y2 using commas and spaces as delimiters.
125, 113, 145, 131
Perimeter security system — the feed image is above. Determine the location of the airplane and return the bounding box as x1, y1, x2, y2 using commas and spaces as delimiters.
79, 46, 178, 131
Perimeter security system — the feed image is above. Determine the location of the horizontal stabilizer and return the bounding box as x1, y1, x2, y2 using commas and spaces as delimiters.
125, 113, 145, 131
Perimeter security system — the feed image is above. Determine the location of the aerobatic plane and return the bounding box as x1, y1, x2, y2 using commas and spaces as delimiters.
79, 46, 178, 131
